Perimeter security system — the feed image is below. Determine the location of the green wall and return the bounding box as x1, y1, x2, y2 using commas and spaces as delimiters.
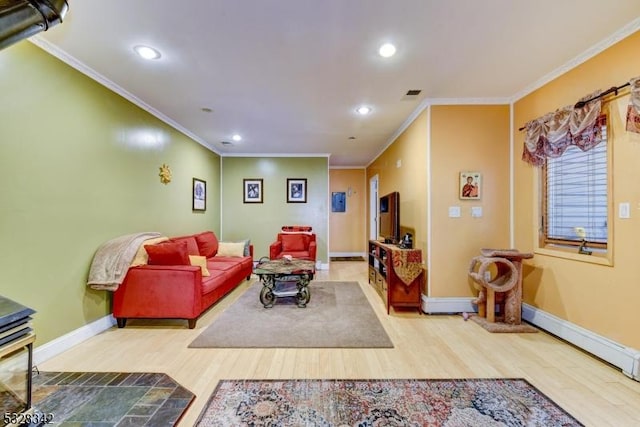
0, 43, 221, 345
220, 157, 329, 263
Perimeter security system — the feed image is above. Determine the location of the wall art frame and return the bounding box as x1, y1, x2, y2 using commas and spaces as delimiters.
243, 178, 263, 203
459, 171, 481, 200
287, 178, 307, 203
192, 178, 207, 211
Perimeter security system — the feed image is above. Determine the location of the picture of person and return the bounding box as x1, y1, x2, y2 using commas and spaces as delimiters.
460, 172, 481, 199
290, 183, 302, 199
462, 176, 478, 198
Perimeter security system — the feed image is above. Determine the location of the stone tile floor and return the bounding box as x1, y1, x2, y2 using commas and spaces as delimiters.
29, 371, 194, 426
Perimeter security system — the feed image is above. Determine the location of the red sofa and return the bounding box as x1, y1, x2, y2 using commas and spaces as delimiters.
113, 231, 253, 329
269, 231, 317, 261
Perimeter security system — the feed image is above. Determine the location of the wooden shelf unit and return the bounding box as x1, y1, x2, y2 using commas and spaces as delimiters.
368, 240, 423, 314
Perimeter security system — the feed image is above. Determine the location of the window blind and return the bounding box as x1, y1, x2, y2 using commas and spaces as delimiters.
544, 120, 608, 246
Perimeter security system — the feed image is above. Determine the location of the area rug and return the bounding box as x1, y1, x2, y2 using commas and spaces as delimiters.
31, 371, 194, 426
189, 281, 393, 348
195, 378, 583, 426
470, 314, 539, 333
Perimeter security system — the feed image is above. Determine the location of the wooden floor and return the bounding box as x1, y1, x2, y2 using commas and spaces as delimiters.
39, 261, 640, 426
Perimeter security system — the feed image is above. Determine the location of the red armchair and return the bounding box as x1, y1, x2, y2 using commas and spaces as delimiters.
269, 232, 317, 261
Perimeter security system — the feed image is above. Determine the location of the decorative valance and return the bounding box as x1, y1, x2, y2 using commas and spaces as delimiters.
522, 75, 640, 166
626, 76, 640, 134
522, 91, 603, 166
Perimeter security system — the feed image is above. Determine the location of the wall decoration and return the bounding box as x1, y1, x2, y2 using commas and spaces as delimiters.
287, 178, 307, 203
243, 178, 263, 203
332, 192, 346, 212
193, 178, 206, 211
459, 172, 481, 200
159, 163, 172, 184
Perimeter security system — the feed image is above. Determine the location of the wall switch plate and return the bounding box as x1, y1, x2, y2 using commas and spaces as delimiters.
448, 206, 461, 218
619, 202, 630, 219
471, 206, 483, 218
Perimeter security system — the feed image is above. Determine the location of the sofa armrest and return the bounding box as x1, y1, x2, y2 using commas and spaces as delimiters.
269, 241, 282, 259
113, 265, 203, 319
308, 241, 317, 261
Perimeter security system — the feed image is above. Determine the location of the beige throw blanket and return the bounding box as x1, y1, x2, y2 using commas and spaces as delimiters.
87, 232, 162, 291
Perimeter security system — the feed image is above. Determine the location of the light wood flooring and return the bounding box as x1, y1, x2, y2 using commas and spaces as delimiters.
39, 261, 640, 426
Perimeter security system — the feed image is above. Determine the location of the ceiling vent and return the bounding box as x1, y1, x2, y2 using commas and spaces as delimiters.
220, 141, 233, 146
406, 90, 422, 96
0, 0, 69, 51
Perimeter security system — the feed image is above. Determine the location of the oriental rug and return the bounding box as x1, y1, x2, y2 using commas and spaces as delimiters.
189, 281, 393, 348
195, 378, 583, 426
30, 371, 194, 426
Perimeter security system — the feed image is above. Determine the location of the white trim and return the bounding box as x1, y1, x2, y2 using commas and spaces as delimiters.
510, 17, 640, 103
222, 152, 331, 158
425, 106, 432, 297
329, 165, 366, 170
522, 304, 640, 381
329, 252, 366, 258
427, 97, 511, 106
422, 296, 476, 314
29, 37, 219, 155
509, 102, 515, 248
33, 315, 116, 366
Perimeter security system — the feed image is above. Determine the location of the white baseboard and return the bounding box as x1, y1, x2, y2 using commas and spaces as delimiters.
522, 304, 640, 381
421, 296, 640, 382
33, 315, 116, 367
422, 296, 476, 314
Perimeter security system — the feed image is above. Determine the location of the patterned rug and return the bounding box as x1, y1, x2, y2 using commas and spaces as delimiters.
195, 378, 583, 426
31, 371, 194, 426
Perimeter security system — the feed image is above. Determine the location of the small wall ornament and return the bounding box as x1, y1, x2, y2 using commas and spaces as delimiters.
159, 163, 172, 184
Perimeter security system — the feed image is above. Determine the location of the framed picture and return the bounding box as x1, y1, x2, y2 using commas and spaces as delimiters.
243, 178, 263, 203
459, 172, 481, 200
192, 178, 206, 211
287, 178, 307, 203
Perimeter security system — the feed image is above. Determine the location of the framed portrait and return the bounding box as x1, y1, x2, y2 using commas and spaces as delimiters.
192, 178, 206, 211
243, 178, 263, 203
459, 172, 481, 200
287, 178, 307, 203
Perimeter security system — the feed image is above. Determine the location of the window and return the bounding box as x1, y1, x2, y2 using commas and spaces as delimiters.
541, 115, 608, 250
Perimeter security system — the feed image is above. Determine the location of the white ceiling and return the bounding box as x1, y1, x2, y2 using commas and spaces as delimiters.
33, 1, 640, 166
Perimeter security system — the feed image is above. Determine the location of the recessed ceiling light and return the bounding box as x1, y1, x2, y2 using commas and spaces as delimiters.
133, 45, 161, 60
378, 43, 396, 58
356, 106, 372, 115
231, 134, 242, 142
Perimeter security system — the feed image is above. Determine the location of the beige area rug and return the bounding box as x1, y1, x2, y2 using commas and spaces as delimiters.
188, 281, 394, 348
470, 314, 538, 333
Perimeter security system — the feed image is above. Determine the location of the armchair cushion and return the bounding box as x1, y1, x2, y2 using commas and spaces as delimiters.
145, 241, 190, 265
281, 234, 307, 252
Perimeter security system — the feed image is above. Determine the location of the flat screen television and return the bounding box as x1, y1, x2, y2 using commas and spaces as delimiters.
379, 191, 400, 243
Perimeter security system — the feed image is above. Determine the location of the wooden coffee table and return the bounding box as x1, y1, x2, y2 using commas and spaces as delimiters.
253, 258, 315, 308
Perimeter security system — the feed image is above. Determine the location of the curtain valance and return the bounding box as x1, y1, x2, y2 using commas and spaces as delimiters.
522, 75, 640, 166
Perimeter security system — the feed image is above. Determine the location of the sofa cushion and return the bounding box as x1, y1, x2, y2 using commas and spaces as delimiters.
170, 236, 200, 256
195, 231, 219, 258
189, 255, 210, 276
280, 234, 307, 252
145, 241, 190, 265
131, 236, 169, 266
217, 241, 245, 257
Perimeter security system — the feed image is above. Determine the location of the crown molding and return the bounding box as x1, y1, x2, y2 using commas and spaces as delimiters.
511, 16, 640, 103
329, 165, 366, 170
29, 36, 220, 155
221, 153, 331, 158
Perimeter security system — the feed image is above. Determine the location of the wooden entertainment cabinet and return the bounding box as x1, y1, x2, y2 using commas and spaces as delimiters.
368, 240, 424, 314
